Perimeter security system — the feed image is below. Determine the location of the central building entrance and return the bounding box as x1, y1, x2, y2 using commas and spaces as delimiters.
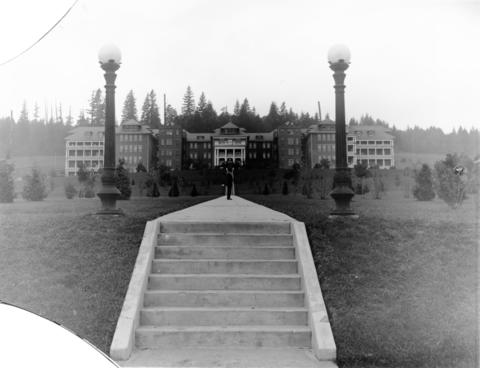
212, 122, 247, 167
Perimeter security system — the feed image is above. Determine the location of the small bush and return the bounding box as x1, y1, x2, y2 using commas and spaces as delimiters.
190, 184, 198, 197
434, 154, 466, 208
169, 180, 179, 197
413, 164, 435, 201
22, 168, 47, 201
65, 182, 77, 199
115, 159, 132, 200
0, 160, 15, 203
263, 183, 270, 195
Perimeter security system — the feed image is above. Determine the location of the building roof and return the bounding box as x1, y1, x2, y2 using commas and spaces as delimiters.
347, 125, 394, 140
65, 126, 104, 141
185, 132, 215, 141
119, 119, 153, 134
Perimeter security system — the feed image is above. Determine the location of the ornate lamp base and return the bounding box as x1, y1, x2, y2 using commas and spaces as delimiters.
329, 168, 358, 219
96, 186, 124, 216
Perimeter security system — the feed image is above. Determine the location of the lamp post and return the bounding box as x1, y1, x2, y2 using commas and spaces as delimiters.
328, 44, 357, 218
96, 43, 123, 215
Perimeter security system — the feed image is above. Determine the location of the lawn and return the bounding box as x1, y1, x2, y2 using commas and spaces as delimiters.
0, 191, 477, 368
243, 191, 478, 368
0, 196, 214, 353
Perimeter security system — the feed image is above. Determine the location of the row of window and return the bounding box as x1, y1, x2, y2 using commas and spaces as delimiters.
68, 141, 103, 146
121, 156, 143, 166
189, 152, 212, 159
189, 142, 211, 149
286, 138, 300, 145
68, 150, 103, 157
357, 140, 392, 145
159, 150, 174, 157
316, 134, 335, 142
160, 138, 174, 146
356, 148, 392, 156
287, 148, 301, 156
318, 144, 335, 153
357, 158, 392, 167
119, 144, 143, 154
248, 142, 271, 149
67, 160, 103, 168
215, 138, 246, 146
249, 152, 271, 159
119, 134, 143, 142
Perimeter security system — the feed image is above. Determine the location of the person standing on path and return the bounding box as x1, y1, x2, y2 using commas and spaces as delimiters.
226, 166, 234, 200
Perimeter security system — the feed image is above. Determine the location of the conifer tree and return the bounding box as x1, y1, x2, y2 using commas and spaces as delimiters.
182, 86, 195, 116
121, 90, 138, 122
233, 100, 240, 115
0, 160, 15, 203
197, 92, 207, 113
22, 167, 47, 201
413, 164, 435, 201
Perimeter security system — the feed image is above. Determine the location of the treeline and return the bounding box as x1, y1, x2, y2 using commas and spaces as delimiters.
0, 86, 478, 158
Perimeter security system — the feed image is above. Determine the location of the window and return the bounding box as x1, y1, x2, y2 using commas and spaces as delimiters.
361, 149, 368, 155
166, 130, 173, 136
287, 138, 294, 145
368, 141, 375, 145
266, 152, 270, 159
263, 152, 266, 159
166, 159, 172, 167
356, 149, 360, 155
383, 140, 391, 145
68, 160, 75, 168
92, 150, 98, 156
384, 148, 391, 155
376, 141, 382, 144
377, 159, 384, 166
77, 142, 84, 146
376, 149, 383, 155
68, 142, 75, 146
347, 145, 353, 152
85, 150, 91, 156
295, 138, 299, 145
76, 150, 83, 156
166, 139, 172, 145
255, 135, 264, 140
120, 135, 123, 142
368, 159, 376, 166
288, 159, 294, 166
197, 136, 205, 140
360, 141, 367, 145
385, 159, 392, 166
347, 137, 354, 141
92, 142, 99, 146
68, 150, 75, 156
369, 149, 375, 155
288, 148, 294, 155
160, 139, 165, 145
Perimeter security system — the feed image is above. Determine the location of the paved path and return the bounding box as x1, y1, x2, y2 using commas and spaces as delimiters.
159, 195, 294, 223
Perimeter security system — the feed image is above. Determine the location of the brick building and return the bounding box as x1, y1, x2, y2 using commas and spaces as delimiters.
277, 121, 303, 168
115, 119, 157, 172
157, 124, 183, 169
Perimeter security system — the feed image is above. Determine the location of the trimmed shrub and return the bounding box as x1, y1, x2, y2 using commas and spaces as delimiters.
65, 182, 77, 199
22, 168, 47, 201
190, 184, 199, 197
413, 164, 435, 201
115, 159, 132, 200
169, 180, 179, 197
0, 160, 15, 203
263, 183, 270, 195
434, 154, 466, 208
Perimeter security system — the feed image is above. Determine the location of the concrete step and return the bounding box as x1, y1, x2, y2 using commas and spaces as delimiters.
143, 290, 306, 308
151, 259, 298, 274
158, 233, 293, 247
148, 274, 302, 291
140, 307, 308, 326
155, 246, 295, 260
160, 221, 291, 234
120, 347, 336, 368
135, 325, 312, 348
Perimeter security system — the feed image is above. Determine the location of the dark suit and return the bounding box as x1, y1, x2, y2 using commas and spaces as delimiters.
226, 172, 233, 199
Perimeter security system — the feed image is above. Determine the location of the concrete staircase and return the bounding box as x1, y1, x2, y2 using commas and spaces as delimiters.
112, 197, 336, 368
136, 221, 312, 351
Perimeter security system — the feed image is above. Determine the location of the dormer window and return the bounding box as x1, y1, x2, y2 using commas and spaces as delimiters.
255, 135, 264, 140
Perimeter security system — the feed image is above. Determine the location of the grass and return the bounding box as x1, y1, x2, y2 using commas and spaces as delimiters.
243, 191, 478, 368
0, 191, 477, 367
0, 196, 214, 353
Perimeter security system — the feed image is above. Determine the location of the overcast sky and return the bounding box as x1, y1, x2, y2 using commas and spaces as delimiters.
0, 0, 478, 132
